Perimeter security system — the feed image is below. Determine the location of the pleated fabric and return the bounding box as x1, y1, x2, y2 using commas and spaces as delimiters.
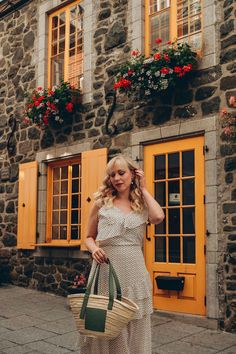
79, 205, 153, 354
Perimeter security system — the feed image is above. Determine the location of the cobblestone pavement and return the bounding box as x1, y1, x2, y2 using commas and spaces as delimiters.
0, 285, 235, 354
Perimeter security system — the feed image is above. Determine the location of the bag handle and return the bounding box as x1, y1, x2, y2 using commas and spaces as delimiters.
94, 260, 122, 301
80, 260, 122, 319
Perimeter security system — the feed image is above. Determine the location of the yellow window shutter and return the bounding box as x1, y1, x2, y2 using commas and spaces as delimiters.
81, 148, 107, 250
17, 161, 38, 249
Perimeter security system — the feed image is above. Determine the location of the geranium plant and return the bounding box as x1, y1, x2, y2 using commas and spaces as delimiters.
114, 39, 197, 98
24, 81, 81, 128
221, 96, 236, 141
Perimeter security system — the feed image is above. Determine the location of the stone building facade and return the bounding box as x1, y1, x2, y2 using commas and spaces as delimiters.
0, 0, 236, 332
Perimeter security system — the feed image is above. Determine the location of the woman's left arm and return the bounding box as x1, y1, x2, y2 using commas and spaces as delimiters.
135, 169, 165, 224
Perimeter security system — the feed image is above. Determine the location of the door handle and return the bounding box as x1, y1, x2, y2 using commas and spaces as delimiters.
146, 221, 151, 241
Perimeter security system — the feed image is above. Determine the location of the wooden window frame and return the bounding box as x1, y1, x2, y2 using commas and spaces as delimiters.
145, 0, 203, 57
46, 155, 82, 246
48, 0, 83, 88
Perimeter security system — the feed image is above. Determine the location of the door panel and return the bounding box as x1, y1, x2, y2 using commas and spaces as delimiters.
144, 136, 205, 315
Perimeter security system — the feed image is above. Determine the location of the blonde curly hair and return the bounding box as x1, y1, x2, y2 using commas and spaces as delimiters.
94, 154, 145, 212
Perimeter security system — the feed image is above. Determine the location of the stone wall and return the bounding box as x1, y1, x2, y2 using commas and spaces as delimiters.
217, 0, 236, 333
0, 0, 235, 330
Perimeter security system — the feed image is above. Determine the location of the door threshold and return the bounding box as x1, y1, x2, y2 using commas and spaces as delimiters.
153, 309, 218, 330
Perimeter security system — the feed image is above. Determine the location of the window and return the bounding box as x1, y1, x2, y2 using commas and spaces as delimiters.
145, 0, 202, 55
46, 157, 82, 244
48, 0, 83, 89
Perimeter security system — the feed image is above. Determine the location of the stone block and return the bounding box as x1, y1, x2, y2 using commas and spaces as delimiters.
206, 296, 219, 319
205, 160, 217, 186
203, 5, 215, 28
206, 203, 218, 234
205, 131, 217, 161
206, 233, 218, 252
205, 185, 217, 203
201, 96, 221, 116
131, 128, 161, 145
160, 123, 180, 138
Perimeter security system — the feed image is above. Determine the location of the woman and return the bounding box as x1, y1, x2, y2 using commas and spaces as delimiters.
80, 154, 164, 354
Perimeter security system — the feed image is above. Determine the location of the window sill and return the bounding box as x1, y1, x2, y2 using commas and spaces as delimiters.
33, 242, 82, 248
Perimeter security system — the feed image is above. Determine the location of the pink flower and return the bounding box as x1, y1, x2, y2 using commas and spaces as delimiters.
128, 69, 134, 75
221, 108, 228, 116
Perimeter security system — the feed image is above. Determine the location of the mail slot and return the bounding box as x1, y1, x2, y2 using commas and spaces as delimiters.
156, 276, 185, 291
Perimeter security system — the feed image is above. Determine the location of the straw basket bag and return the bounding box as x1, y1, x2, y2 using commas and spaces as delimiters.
68, 260, 139, 339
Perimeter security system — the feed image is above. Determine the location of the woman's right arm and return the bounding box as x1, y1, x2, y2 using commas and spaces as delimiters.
84, 203, 108, 264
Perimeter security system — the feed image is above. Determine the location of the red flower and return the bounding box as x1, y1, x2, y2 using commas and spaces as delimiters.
164, 54, 170, 62
160, 67, 170, 75
155, 38, 162, 44
167, 41, 172, 45
28, 103, 33, 109
65, 102, 73, 112
128, 69, 134, 75
174, 66, 182, 73
131, 50, 139, 56
114, 78, 131, 90
154, 53, 161, 60
43, 116, 49, 125
34, 101, 40, 107
37, 86, 42, 91
183, 64, 192, 72
229, 96, 236, 106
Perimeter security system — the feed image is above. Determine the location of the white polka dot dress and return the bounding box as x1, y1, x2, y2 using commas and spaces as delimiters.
79, 206, 153, 354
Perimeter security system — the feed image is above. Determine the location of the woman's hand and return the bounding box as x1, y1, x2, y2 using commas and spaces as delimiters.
91, 247, 108, 264
135, 169, 146, 190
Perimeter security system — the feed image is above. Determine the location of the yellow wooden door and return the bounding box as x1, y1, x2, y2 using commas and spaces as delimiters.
144, 136, 206, 315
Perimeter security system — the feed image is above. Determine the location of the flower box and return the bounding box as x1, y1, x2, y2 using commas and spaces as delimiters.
24, 81, 82, 128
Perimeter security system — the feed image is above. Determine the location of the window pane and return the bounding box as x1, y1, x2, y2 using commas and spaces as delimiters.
59, 25, 65, 38
150, 11, 170, 50
183, 208, 195, 234
52, 16, 58, 29
155, 182, 166, 206
60, 211, 67, 224
60, 226, 67, 239
71, 225, 78, 240
61, 166, 68, 179
169, 208, 180, 234
61, 196, 67, 209
52, 211, 59, 224
182, 150, 194, 177
52, 28, 58, 42
52, 226, 59, 240
183, 179, 195, 205
168, 153, 179, 178
169, 237, 180, 263
59, 12, 65, 26
52, 43, 57, 56
61, 181, 68, 194
72, 179, 79, 193
59, 39, 65, 53
155, 155, 166, 180
71, 210, 78, 224
53, 168, 60, 180
72, 195, 79, 209
168, 180, 180, 206
70, 34, 76, 49
155, 237, 166, 262
190, 0, 201, 16
53, 196, 59, 210
53, 182, 59, 195
51, 54, 64, 87
190, 15, 201, 33
183, 236, 195, 263
72, 164, 79, 178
